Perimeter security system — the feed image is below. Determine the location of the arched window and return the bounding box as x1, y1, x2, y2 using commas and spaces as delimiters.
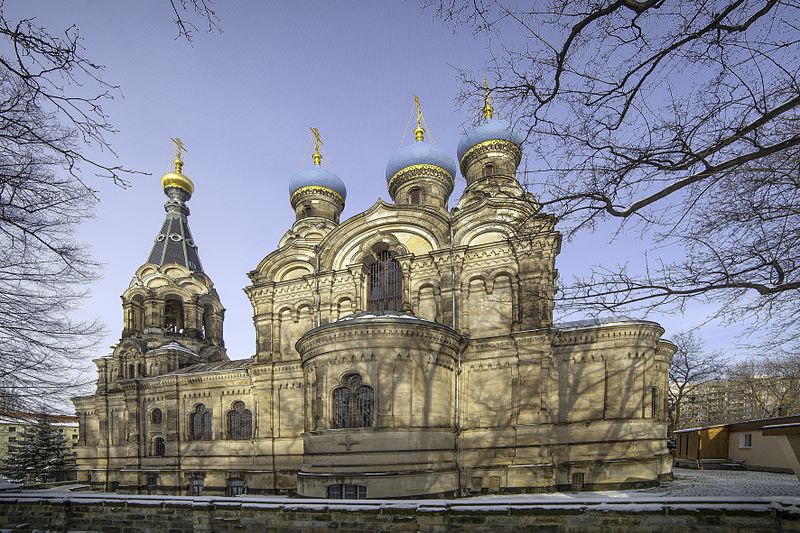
128, 364, 135, 378
226, 401, 253, 440
408, 188, 422, 205
367, 250, 403, 312
131, 295, 144, 332
151, 408, 162, 424
137, 363, 145, 377
153, 436, 166, 457
190, 404, 212, 440
483, 163, 495, 177
332, 373, 374, 429
651, 386, 660, 418
164, 298, 184, 334
201, 304, 214, 340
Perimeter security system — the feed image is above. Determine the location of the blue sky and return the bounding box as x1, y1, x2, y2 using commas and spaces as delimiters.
8, 1, 745, 377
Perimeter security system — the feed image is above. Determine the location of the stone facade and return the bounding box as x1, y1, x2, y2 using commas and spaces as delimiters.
72, 109, 676, 498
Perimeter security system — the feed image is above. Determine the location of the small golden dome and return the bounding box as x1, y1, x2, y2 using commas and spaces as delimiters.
161, 158, 194, 194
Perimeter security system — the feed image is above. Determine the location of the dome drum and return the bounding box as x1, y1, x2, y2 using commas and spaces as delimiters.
459, 139, 522, 186
295, 313, 464, 498
385, 141, 457, 208
290, 185, 346, 223
458, 117, 524, 186
387, 164, 455, 209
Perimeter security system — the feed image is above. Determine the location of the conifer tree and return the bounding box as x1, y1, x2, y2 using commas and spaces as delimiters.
2, 416, 74, 483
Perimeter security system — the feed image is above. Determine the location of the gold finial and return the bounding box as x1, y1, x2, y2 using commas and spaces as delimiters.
171, 137, 186, 173
482, 78, 494, 120
310, 127, 323, 166
413, 95, 425, 142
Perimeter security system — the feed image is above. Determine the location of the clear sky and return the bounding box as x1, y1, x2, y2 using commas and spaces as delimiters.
8, 1, 746, 386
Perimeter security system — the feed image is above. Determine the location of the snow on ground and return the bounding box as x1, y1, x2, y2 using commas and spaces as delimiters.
464, 468, 800, 502
0, 475, 19, 491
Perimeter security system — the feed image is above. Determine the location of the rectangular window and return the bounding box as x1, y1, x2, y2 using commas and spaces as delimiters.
571, 472, 585, 491
740, 433, 752, 448
226, 478, 247, 497
326, 484, 366, 499
190, 478, 204, 496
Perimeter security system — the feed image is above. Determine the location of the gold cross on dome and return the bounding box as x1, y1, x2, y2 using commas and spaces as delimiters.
310, 127, 323, 165
171, 137, 187, 162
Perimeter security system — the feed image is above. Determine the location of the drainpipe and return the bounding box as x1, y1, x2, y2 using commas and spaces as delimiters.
449, 208, 466, 496
314, 245, 321, 327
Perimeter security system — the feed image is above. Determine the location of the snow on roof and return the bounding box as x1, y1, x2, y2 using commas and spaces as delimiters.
554, 316, 660, 331
164, 358, 252, 376
336, 310, 433, 323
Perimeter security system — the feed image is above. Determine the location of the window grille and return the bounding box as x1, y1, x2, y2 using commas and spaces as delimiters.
190, 404, 212, 440
151, 408, 162, 424
571, 472, 585, 491
153, 437, 166, 457
327, 484, 367, 499
332, 373, 374, 429
190, 478, 204, 496
227, 401, 253, 440
367, 250, 403, 312
226, 478, 247, 496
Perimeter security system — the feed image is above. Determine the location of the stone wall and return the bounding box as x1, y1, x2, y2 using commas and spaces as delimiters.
1, 493, 798, 532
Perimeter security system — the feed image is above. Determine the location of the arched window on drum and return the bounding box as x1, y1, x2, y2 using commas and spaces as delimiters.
331, 373, 374, 429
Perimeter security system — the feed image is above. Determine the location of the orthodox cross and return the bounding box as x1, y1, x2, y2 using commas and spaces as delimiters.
171, 137, 187, 162
413, 95, 425, 141
483, 78, 494, 119
337, 434, 360, 451
310, 127, 323, 165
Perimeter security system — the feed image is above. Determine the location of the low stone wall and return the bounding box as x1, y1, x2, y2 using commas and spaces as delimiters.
0, 492, 798, 532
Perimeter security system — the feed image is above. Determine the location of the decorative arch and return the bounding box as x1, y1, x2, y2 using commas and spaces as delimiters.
189, 404, 212, 440
226, 401, 253, 440
151, 436, 166, 457
415, 283, 439, 322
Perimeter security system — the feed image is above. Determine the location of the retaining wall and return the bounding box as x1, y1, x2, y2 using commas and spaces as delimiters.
0, 492, 798, 532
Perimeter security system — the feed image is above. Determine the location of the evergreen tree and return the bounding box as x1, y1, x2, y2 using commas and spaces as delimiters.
2, 415, 74, 483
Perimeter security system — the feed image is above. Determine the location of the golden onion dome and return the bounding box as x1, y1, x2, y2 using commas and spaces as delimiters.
161, 158, 194, 195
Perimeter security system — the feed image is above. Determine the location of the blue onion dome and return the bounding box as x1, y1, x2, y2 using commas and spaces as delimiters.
289, 165, 347, 201
457, 117, 524, 162
385, 141, 457, 184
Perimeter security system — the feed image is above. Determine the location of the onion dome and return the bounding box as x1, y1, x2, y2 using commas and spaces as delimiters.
457, 118, 524, 162
289, 165, 347, 202
160, 141, 195, 197
385, 95, 457, 184
289, 128, 347, 203
457, 81, 524, 163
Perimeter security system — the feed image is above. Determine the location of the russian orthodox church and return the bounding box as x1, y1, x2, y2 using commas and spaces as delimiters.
73, 94, 675, 498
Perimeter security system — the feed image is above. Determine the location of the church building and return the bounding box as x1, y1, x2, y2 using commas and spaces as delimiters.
73, 94, 675, 498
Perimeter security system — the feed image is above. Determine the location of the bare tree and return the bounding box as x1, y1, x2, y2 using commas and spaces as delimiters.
729, 351, 800, 418
667, 331, 728, 432
429, 0, 800, 348
0, 2, 219, 411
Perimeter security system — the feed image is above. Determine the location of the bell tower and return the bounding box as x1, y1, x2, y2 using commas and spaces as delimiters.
105, 139, 228, 387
